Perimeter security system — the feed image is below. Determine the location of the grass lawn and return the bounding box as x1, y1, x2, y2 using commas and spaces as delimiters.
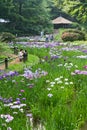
9, 54, 39, 72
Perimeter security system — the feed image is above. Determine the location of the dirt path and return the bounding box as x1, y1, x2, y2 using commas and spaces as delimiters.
0, 57, 20, 70
80, 122, 87, 130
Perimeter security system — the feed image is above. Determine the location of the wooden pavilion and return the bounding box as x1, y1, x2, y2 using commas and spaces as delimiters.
52, 16, 72, 28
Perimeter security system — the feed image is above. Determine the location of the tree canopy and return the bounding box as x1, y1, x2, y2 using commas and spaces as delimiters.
63, 0, 87, 24
0, 0, 52, 35
0, 0, 87, 35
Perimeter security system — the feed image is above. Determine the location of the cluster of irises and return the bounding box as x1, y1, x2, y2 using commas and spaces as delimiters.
0, 71, 18, 80
1, 40, 87, 130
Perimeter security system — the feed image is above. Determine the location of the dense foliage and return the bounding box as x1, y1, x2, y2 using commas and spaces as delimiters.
63, 0, 87, 24
0, 0, 53, 35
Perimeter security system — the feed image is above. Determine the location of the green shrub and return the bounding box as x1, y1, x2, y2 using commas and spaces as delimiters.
71, 22, 81, 30
61, 29, 85, 42
0, 32, 16, 42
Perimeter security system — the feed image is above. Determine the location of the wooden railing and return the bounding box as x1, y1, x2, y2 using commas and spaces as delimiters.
0, 47, 28, 70
0, 56, 18, 69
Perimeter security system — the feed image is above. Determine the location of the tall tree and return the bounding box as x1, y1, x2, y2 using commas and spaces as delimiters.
53, 0, 64, 9
47, 0, 64, 19
0, 0, 13, 19
22, 0, 52, 34
13, 0, 26, 15
0, 0, 53, 35
63, 0, 87, 24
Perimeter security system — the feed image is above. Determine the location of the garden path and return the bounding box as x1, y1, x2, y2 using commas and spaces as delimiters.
0, 56, 19, 70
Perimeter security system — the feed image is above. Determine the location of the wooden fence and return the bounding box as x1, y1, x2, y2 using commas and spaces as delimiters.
0, 56, 18, 70
0, 47, 28, 70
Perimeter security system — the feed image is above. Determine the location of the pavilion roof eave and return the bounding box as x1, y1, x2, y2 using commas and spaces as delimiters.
52, 16, 72, 24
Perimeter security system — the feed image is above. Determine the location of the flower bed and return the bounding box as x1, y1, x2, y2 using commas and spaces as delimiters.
1, 41, 87, 130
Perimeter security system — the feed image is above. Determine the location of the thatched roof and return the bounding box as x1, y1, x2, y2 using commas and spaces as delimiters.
52, 16, 72, 24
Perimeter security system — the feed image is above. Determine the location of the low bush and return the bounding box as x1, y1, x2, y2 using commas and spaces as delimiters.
61, 29, 85, 42
0, 32, 16, 42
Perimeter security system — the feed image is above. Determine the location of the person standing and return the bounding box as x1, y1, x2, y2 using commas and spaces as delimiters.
40, 31, 44, 38
45, 34, 49, 42
18, 49, 23, 62
50, 34, 54, 41
23, 50, 28, 62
